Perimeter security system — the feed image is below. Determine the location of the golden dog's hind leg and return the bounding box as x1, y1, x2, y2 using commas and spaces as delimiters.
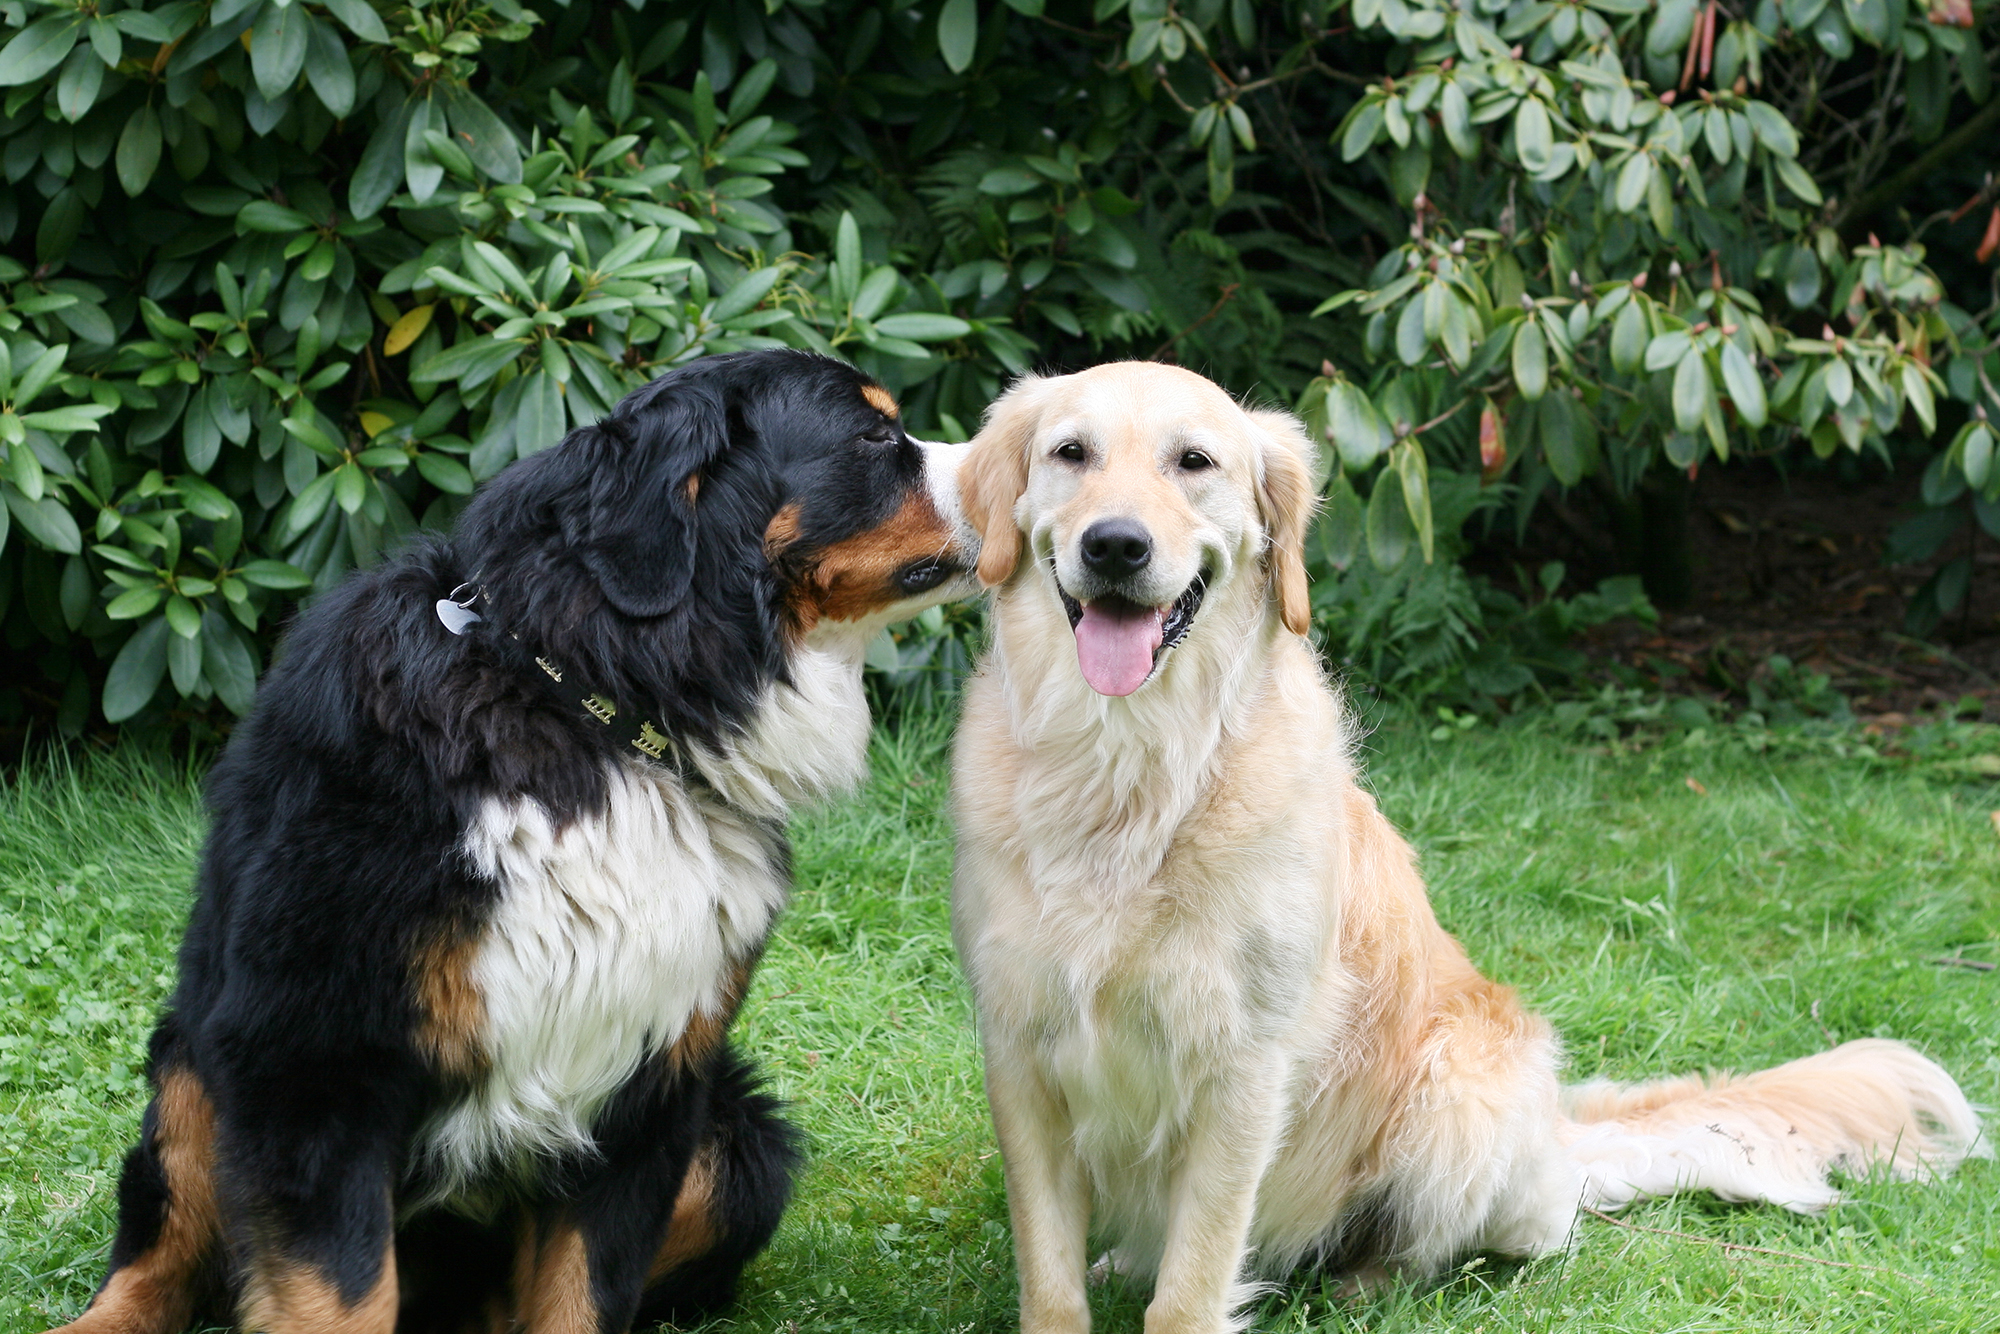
984, 1046, 1094, 1334
44, 1066, 222, 1334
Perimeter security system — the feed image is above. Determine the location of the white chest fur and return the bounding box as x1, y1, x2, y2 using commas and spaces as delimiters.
420, 637, 874, 1198
421, 760, 786, 1197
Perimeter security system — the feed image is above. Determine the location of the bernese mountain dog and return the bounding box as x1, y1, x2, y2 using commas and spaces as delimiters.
45, 350, 980, 1334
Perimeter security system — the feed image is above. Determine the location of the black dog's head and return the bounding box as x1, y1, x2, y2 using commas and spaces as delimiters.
451, 349, 978, 746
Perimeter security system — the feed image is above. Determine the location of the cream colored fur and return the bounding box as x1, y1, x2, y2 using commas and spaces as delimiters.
949, 363, 1988, 1334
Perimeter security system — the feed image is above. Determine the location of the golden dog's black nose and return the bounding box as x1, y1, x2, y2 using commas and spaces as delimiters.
1080, 519, 1152, 580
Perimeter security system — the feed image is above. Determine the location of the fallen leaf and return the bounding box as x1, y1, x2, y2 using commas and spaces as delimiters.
1686, 776, 1708, 796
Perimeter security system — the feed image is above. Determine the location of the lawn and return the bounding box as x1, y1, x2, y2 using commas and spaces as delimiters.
4, 709, 1996, 1332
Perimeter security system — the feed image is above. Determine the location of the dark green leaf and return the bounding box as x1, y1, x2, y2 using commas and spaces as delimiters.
1318, 472, 1363, 570
1610, 296, 1648, 373
238, 199, 313, 232
1396, 294, 1429, 366
303, 17, 355, 118
250, 0, 309, 101
1513, 98, 1552, 172
874, 313, 972, 340
442, 86, 523, 184
348, 97, 413, 219
0, 15, 81, 86
1540, 392, 1583, 485
414, 451, 474, 494
1512, 318, 1548, 399
1719, 340, 1767, 428
518, 369, 565, 457
322, 0, 389, 43
115, 104, 161, 197
1395, 440, 1434, 563
4, 483, 82, 552
1365, 466, 1413, 569
202, 609, 257, 714
1329, 382, 1391, 470
55, 45, 102, 121
1783, 244, 1821, 307
105, 585, 163, 619
1672, 349, 1715, 433
237, 558, 313, 589
103, 616, 169, 721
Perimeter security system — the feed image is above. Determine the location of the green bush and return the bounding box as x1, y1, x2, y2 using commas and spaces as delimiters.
0, 0, 1992, 735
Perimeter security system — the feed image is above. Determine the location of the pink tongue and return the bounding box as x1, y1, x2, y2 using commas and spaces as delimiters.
1073, 601, 1166, 697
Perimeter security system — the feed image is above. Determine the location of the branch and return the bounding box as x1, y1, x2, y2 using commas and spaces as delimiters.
1150, 282, 1241, 360
1839, 94, 2000, 229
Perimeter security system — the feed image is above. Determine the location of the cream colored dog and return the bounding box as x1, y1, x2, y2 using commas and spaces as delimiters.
948, 361, 1987, 1334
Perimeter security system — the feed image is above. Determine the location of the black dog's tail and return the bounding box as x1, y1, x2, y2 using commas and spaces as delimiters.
635, 1044, 804, 1325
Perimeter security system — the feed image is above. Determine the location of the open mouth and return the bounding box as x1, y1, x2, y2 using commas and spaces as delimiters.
1056, 570, 1207, 697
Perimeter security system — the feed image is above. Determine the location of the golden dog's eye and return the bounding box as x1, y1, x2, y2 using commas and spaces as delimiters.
1179, 450, 1213, 471
1054, 441, 1086, 462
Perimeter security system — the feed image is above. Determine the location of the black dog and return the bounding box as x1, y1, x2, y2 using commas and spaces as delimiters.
48, 350, 978, 1334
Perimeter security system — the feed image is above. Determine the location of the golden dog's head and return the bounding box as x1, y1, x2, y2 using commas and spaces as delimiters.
961, 362, 1317, 697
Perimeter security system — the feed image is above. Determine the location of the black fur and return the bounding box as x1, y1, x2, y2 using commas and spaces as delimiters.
59, 350, 951, 1334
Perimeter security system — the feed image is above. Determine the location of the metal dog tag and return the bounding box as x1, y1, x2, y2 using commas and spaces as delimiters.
435, 599, 483, 635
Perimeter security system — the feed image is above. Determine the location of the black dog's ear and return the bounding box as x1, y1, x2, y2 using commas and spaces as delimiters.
567, 377, 732, 618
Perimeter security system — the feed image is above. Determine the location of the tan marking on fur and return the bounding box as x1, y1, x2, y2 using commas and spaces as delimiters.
47, 1068, 220, 1334
519, 1225, 597, 1334
684, 470, 701, 503
667, 953, 757, 1074
962, 379, 1040, 587
239, 1250, 397, 1334
763, 502, 804, 557
413, 931, 487, 1078
805, 490, 956, 624
647, 1144, 722, 1281
1247, 409, 1319, 635
861, 383, 900, 419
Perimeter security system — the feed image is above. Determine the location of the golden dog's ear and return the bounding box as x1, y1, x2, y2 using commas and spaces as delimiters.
1247, 409, 1319, 636
962, 376, 1044, 587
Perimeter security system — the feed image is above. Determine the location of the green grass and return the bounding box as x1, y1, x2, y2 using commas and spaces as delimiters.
4, 714, 1997, 1333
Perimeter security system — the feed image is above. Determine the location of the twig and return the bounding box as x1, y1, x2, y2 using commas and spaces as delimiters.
1581, 1208, 1929, 1283
1150, 282, 1241, 361
1034, 12, 1115, 42
1407, 396, 1472, 437
1931, 955, 1996, 972
1840, 94, 2000, 230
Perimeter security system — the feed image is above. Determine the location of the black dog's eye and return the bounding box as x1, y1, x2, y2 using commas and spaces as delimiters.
1179, 450, 1214, 471
1054, 440, 1086, 462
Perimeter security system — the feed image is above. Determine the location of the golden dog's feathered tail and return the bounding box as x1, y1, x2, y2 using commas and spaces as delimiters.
1561, 1038, 1990, 1213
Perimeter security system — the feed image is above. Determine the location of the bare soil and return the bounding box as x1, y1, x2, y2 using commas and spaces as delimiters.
1500, 457, 2000, 724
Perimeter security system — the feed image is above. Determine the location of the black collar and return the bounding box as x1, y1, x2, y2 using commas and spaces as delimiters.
436, 581, 698, 779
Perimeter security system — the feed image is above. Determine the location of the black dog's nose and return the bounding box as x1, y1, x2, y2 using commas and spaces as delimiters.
1079, 518, 1152, 581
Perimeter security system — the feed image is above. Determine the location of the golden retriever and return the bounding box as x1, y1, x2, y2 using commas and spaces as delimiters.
948, 361, 1988, 1334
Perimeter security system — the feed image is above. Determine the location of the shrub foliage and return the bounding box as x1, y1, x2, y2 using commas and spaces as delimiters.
0, 0, 1992, 731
